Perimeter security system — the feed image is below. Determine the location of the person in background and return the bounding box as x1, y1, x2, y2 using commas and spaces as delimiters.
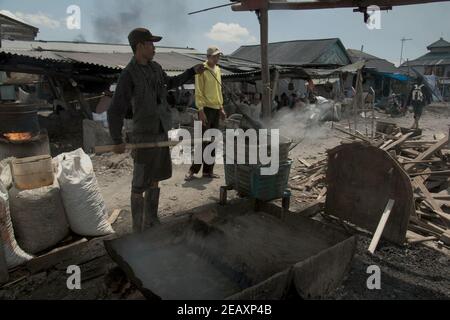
280, 92, 289, 109
251, 93, 262, 119
290, 93, 298, 109
407, 79, 431, 129
185, 46, 227, 181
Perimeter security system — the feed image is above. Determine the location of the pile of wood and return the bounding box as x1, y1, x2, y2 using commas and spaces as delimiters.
289, 156, 328, 205
333, 123, 450, 250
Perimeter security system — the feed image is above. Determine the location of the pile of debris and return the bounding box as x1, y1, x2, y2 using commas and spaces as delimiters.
289, 156, 328, 205
316, 123, 450, 249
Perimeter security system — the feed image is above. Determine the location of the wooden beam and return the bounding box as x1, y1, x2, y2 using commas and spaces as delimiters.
259, 7, 272, 119
404, 136, 448, 172
266, 0, 450, 11
295, 199, 325, 218
26, 238, 89, 274
383, 132, 414, 151
368, 199, 395, 254
410, 170, 450, 177
108, 209, 123, 225
412, 176, 450, 226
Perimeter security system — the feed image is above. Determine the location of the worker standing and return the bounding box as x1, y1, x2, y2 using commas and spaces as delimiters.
185, 46, 227, 181
407, 79, 431, 129
107, 28, 205, 233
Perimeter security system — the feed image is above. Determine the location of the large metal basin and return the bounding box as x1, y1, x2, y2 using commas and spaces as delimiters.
105, 201, 356, 300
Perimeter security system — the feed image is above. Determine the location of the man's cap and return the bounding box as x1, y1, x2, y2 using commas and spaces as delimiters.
128, 28, 162, 47
207, 46, 222, 56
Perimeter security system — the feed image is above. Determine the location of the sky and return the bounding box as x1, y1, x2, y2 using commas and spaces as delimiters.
1, 0, 450, 66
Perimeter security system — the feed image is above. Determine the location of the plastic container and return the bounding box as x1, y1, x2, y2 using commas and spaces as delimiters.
235, 160, 293, 202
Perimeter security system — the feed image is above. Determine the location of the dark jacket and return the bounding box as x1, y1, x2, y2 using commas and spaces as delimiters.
107, 57, 195, 163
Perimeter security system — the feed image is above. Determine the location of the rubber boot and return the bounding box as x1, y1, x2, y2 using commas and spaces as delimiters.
130, 193, 144, 233
143, 188, 161, 230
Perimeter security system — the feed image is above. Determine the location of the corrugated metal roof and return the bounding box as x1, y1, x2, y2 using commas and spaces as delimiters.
0, 49, 68, 63
1, 39, 198, 54
176, 53, 260, 75
0, 48, 209, 73
427, 38, 450, 50
57, 52, 131, 69
231, 38, 350, 66
401, 51, 450, 67
347, 49, 399, 74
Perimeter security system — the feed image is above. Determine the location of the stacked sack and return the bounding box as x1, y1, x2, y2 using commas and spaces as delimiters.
0, 148, 114, 271
54, 149, 114, 237
0, 158, 33, 268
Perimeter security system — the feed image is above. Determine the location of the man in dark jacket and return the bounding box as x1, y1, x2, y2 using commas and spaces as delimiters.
107, 28, 204, 233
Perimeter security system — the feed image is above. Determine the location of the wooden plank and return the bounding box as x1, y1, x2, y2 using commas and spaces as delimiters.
400, 159, 442, 164
108, 209, 123, 225
368, 199, 395, 254
406, 231, 438, 244
383, 132, 414, 151
404, 136, 448, 172
412, 177, 450, 225
432, 194, 450, 201
380, 139, 394, 150
94, 139, 208, 154
0, 275, 28, 289
410, 215, 447, 235
295, 200, 325, 218
408, 223, 442, 238
333, 125, 373, 143
316, 187, 327, 201
402, 149, 421, 157
410, 170, 450, 177
298, 158, 312, 168
440, 231, 450, 246
26, 238, 88, 274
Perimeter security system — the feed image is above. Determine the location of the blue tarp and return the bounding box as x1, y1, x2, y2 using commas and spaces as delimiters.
378, 72, 410, 82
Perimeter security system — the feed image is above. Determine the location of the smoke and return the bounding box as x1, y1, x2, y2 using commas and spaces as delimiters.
92, 0, 190, 46
73, 34, 87, 42
93, 0, 143, 43
267, 101, 339, 143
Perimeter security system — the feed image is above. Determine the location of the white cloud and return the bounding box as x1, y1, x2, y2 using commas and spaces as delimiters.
0, 10, 61, 29
206, 22, 257, 43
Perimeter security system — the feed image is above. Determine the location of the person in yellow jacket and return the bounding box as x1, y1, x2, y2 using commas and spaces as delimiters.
185, 46, 227, 181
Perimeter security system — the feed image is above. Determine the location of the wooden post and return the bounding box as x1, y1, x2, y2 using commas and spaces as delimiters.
258, 7, 271, 119
75, 86, 93, 120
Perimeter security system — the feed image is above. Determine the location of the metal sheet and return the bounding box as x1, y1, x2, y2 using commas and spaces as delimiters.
231, 38, 351, 66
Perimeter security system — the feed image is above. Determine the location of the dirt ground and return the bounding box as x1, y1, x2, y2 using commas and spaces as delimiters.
1, 106, 449, 300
